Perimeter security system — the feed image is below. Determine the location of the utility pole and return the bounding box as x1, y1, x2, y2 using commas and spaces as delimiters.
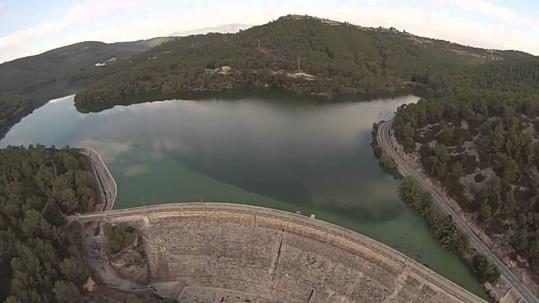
257, 39, 261, 49
297, 57, 301, 71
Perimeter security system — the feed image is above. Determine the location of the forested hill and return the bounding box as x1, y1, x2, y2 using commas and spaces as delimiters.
0, 146, 96, 302
392, 59, 539, 274
73, 15, 533, 112
0, 146, 171, 303
0, 37, 176, 139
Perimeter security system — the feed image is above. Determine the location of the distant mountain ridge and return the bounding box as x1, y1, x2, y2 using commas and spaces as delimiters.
171, 24, 253, 36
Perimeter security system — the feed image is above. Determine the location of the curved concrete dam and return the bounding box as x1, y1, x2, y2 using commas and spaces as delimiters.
78, 203, 486, 303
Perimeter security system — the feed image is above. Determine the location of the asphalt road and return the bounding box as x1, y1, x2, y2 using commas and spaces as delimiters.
377, 119, 538, 303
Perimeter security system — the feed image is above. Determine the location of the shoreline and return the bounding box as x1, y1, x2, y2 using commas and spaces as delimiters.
79, 147, 117, 211
376, 119, 537, 303
72, 148, 485, 302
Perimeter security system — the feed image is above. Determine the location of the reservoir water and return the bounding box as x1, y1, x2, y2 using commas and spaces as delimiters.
0, 94, 485, 297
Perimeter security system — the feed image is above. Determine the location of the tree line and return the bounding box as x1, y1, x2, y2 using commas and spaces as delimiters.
0, 145, 173, 302
74, 15, 531, 112
399, 177, 499, 283
392, 71, 539, 273
0, 145, 96, 302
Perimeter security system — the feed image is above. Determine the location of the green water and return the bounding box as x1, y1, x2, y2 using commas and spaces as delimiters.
0, 94, 486, 297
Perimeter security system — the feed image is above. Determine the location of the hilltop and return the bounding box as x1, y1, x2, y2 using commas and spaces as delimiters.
74, 15, 533, 111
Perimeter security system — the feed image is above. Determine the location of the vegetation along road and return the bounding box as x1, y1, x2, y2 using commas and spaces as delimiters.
377, 119, 539, 303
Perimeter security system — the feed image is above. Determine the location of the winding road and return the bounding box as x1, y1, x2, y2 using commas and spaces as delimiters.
377, 119, 538, 303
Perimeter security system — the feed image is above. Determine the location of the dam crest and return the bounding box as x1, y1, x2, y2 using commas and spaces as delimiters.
78, 202, 486, 303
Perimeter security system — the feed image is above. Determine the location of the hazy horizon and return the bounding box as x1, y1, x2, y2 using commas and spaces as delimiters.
1, 0, 539, 63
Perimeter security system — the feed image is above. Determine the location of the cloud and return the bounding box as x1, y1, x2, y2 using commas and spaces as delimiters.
0, 0, 142, 62
90, 2, 539, 55
75, 138, 132, 162
1, 1, 538, 63
448, 0, 539, 32
453, 0, 518, 18
123, 164, 149, 176
289, 4, 539, 54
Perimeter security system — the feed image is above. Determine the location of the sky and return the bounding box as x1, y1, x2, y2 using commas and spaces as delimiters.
1, 0, 539, 63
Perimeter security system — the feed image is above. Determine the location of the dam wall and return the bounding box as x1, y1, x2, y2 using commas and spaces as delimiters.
79, 147, 117, 210
79, 203, 486, 303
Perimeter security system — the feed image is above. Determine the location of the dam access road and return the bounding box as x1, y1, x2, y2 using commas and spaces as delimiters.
75, 203, 486, 303
79, 147, 117, 211
377, 119, 539, 303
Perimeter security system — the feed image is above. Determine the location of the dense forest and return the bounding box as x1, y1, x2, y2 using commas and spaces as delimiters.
0, 146, 97, 302
73, 15, 532, 112
399, 176, 499, 284
0, 146, 174, 303
392, 60, 539, 273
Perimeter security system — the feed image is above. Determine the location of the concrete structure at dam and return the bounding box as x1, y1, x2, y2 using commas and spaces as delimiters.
79, 147, 117, 210
78, 202, 487, 303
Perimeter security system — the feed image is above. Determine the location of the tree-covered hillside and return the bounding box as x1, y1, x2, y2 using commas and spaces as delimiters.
0, 146, 96, 302
0, 146, 175, 302
74, 15, 532, 112
392, 59, 539, 272
0, 38, 176, 139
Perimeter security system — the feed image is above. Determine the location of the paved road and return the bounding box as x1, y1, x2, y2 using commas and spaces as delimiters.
378, 119, 538, 303
79, 147, 117, 210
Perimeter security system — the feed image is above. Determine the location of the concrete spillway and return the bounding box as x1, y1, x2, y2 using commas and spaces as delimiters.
78, 203, 486, 303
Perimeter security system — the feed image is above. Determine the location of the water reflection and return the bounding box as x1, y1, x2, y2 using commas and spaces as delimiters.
2, 96, 416, 221
109, 96, 413, 221
0, 94, 486, 296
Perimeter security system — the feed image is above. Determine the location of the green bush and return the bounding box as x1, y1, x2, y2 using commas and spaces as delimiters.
104, 223, 138, 255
